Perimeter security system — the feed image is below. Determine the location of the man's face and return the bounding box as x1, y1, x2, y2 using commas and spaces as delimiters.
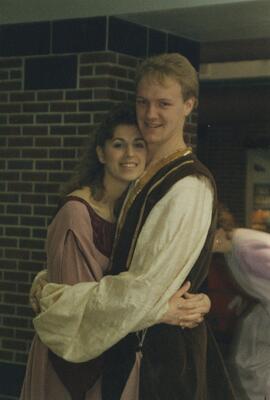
136, 76, 194, 148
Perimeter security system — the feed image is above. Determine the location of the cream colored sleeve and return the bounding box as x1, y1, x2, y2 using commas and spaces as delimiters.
34, 176, 213, 362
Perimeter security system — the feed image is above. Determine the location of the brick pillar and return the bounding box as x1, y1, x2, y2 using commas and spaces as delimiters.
0, 16, 200, 399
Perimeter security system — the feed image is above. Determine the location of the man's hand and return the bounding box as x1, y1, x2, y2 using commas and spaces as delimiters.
161, 281, 211, 329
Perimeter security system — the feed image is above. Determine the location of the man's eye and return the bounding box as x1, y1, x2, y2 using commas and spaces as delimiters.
160, 102, 170, 108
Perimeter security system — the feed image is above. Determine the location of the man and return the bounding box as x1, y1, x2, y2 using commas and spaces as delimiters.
34, 53, 236, 399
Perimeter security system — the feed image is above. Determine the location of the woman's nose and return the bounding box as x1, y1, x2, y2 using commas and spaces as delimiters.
125, 145, 134, 157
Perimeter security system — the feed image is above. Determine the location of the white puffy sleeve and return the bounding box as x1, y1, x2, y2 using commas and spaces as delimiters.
34, 175, 213, 362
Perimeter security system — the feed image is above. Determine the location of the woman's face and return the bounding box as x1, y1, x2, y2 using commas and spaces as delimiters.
97, 124, 147, 185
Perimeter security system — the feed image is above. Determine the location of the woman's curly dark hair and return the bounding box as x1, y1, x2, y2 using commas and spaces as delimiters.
60, 102, 137, 199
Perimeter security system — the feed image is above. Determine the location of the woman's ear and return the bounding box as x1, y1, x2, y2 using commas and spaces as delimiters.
96, 146, 105, 164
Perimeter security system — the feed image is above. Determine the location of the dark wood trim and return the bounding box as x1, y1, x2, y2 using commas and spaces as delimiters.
201, 38, 270, 63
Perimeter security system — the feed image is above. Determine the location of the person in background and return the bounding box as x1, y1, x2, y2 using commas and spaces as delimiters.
22, 102, 210, 400
213, 203, 270, 400
33, 53, 235, 399
207, 206, 247, 355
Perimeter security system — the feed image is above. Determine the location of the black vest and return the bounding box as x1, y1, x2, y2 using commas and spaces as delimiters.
102, 151, 236, 399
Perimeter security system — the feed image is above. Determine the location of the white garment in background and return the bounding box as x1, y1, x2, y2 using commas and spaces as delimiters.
226, 228, 270, 400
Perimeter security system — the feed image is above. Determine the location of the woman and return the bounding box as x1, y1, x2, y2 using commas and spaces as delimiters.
21, 102, 210, 400
213, 204, 270, 400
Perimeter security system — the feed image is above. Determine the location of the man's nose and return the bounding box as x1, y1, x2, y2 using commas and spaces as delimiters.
145, 104, 157, 119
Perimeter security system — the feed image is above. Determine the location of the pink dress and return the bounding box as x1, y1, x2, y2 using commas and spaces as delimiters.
20, 197, 115, 400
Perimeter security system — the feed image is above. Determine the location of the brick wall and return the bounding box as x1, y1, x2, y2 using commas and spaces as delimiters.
0, 50, 140, 366
0, 16, 199, 399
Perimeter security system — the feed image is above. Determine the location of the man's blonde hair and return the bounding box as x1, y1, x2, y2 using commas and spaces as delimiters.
135, 53, 199, 106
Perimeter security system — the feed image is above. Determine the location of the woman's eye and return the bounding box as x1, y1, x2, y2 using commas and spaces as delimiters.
134, 142, 146, 149
112, 142, 123, 148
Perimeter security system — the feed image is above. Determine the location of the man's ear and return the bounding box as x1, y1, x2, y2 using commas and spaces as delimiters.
96, 146, 105, 164
184, 97, 196, 117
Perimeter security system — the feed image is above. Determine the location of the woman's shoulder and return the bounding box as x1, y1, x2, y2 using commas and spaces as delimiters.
60, 198, 90, 217
67, 187, 91, 202
60, 187, 94, 217
51, 196, 93, 233
54, 186, 115, 226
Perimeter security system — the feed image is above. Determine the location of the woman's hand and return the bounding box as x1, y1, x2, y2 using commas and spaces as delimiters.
161, 281, 211, 329
29, 269, 48, 314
